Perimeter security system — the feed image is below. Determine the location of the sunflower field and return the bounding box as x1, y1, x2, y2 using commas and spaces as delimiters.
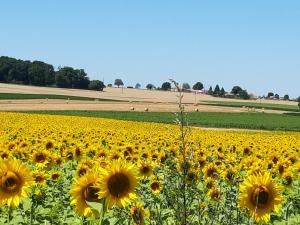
0, 112, 300, 225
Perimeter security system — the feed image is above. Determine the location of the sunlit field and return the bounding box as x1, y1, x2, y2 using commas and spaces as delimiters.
0, 112, 300, 224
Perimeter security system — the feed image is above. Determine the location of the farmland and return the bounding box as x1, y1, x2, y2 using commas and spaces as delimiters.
0, 112, 299, 224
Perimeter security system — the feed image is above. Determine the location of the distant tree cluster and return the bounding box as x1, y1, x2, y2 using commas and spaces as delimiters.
230, 86, 250, 99
207, 85, 226, 97
0, 56, 105, 91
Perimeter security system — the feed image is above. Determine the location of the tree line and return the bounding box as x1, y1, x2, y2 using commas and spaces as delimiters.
0, 56, 105, 91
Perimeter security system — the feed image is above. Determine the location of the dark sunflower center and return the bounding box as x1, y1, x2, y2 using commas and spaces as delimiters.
84, 185, 99, 202
107, 173, 130, 198
151, 182, 160, 191
51, 174, 60, 180
251, 186, 269, 207
75, 148, 81, 157
35, 176, 44, 182
45, 142, 53, 149
35, 154, 46, 163
141, 166, 150, 174
78, 168, 87, 176
207, 168, 216, 177
1, 172, 21, 193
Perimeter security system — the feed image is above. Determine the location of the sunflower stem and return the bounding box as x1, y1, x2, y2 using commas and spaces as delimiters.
7, 207, 12, 224
285, 201, 293, 225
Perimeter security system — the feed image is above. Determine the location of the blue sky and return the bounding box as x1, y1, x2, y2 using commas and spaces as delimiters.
1, 1, 299, 98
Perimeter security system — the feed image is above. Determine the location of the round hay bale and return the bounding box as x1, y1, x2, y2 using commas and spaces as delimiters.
130, 106, 135, 111
144, 107, 149, 112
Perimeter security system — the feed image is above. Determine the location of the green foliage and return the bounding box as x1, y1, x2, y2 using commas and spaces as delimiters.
135, 83, 141, 89
0, 56, 55, 86
0, 56, 101, 91
55, 67, 89, 89
219, 87, 226, 96
201, 100, 300, 112
146, 83, 155, 90
89, 80, 105, 91
268, 92, 274, 98
182, 83, 191, 90
208, 86, 213, 95
213, 85, 220, 95
283, 94, 289, 100
114, 79, 124, 87
275, 94, 280, 99
238, 89, 250, 99
231, 86, 242, 95
192, 82, 204, 90
161, 82, 171, 91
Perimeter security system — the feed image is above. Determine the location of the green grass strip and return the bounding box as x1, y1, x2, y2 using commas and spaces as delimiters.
200, 100, 300, 112
21, 111, 300, 131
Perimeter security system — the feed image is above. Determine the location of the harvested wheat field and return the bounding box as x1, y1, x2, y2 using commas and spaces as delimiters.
0, 83, 296, 113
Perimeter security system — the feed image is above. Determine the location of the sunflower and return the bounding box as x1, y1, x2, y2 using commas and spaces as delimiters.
282, 171, 293, 186
130, 202, 150, 225
238, 173, 283, 223
138, 161, 153, 178
32, 150, 50, 167
32, 171, 48, 186
203, 163, 219, 179
70, 171, 100, 217
208, 187, 221, 201
0, 158, 33, 207
50, 171, 62, 180
150, 180, 161, 194
97, 160, 138, 208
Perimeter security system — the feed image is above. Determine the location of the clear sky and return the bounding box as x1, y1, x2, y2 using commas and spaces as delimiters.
1, 1, 299, 98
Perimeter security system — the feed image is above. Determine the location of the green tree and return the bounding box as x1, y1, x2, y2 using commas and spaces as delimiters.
161, 82, 171, 91
55, 67, 89, 89
146, 83, 155, 90
219, 87, 226, 96
267, 92, 274, 98
182, 83, 190, 90
208, 86, 213, 95
213, 85, 220, 95
231, 86, 242, 95
28, 61, 55, 86
135, 83, 141, 89
283, 94, 289, 100
114, 79, 124, 88
192, 82, 204, 90
238, 89, 250, 99
274, 94, 279, 99
89, 80, 105, 91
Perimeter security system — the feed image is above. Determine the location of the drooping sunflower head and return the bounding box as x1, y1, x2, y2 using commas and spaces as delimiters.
70, 171, 101, 217
97, 160, 138, 208
282, 171, 293, 187
130, 202, 150, 225
0, 158, 33, 207
208, 186, 221, 201
238, 172, 283, 223
203, 163, 219, 179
